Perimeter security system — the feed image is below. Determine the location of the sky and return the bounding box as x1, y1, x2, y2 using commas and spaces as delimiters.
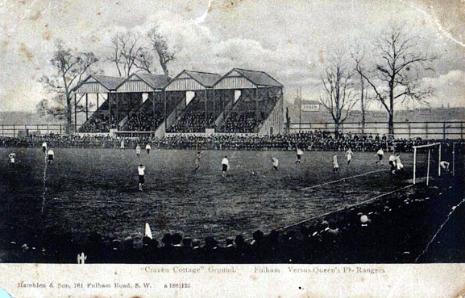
0, 0, 464, 111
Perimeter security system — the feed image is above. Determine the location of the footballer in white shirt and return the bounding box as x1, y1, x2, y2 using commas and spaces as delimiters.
346, 148, 353, 165
333, 154, 339, 172
221, 156, 229, 178
8, 152, 16, 165
47, 149, 55, 164
395, 154, 404, 171
296, 147, 303, 164
440, 161, 450, 172
376, 148, 384, 164
389, 154, 397, 173
271, 157, 279, 170
138, 164, 146, 191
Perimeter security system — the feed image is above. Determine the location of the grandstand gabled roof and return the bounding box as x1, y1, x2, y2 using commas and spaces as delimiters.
221, 68, 283, 88
135, 73, 171, 89
164, 70, 221, 91
166, 70, 221, 88
115, 73, 170, 93
73, 74, 125, 93
93, 75, 126, 90
183, 70, 221, 88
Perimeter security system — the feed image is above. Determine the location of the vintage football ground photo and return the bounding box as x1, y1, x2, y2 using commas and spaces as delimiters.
0, 0, 465, 297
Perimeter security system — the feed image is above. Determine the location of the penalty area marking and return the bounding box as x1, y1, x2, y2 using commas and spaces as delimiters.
301, 169, 388, 191
281, 184, 414, 231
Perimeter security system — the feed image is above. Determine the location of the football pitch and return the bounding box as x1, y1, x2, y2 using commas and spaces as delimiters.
0, 148, 417, 244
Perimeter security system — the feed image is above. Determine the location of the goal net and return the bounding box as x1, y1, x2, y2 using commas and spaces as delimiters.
412, 143, 442, 185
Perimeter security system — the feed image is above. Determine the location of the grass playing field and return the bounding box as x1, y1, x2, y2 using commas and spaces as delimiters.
0, 148, 420, 245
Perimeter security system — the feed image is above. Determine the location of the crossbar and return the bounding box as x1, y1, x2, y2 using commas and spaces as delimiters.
413, 143, 441, 149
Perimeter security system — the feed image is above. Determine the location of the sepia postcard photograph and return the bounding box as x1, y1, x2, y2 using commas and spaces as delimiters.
0, 0, 464, 297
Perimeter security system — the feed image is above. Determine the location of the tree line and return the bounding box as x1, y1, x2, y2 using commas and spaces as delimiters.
318, 24, 436, 137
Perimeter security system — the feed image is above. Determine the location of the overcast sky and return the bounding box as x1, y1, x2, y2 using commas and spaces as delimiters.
0, 0, 464, 111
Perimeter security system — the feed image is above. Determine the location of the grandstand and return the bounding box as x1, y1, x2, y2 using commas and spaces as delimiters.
165, 70, 222, 133
74, 75, 125, 133
214, 68, 284, 135
117, 73, 170, 135
75, 73, 171, 135
75, 69, 284, 136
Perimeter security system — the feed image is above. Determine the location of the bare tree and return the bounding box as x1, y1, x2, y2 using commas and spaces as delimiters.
319, 57, 358, 138
353, 56, 370, 135
359, 72, 368, 134
285, 107, 291, 134
134, 48, 155, 74
147, 25, 176, 76
108, 32, 145, 77
108, 27, 175, 77
38, 40, 98, 133
355, 25, 436, 137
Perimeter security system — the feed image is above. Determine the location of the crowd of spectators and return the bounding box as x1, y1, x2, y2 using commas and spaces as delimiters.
221, 112, 259, 133
0, 134, 119, 148
124, 105, 165, 131
121, 93, 188, 132
168, 111, 217, 133
0, 131, 451, 153
156, 132, 435, 152
219, 90, 279, 133
79, 96, 144, 133
9, 227, 328, 263
167, 95, 223, 133
79, 101, 111, 133
79, 112, 111, 133
220, 95, 258, 133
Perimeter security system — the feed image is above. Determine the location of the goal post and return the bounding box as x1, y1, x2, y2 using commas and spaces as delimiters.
412, 143, 441, 185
